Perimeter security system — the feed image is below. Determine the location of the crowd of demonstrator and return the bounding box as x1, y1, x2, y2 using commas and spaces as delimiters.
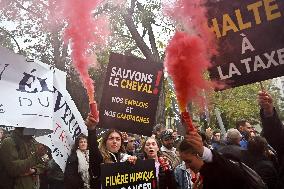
0, 90, 283, 189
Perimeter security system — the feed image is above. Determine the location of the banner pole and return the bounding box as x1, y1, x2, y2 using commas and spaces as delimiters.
259, 81, 264, 91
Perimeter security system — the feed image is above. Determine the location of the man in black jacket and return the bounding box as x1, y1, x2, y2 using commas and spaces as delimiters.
258, 90, 284, 186
178, 130, 257, 189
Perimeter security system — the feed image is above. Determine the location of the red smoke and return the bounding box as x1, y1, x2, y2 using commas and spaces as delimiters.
164, 0, 217, 54
165, 32, 211, 111
163, 0, 217, 111
60, 0, 109, 103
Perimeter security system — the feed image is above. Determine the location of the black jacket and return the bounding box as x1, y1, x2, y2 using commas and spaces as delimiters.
218, 143, 246, 161
64, 152, 84, 189
88, 129, 103, 189
200, 150, 250, 189
88, 129, 177, 189
244, 153, 281, 189
260, 108, 284, 187
158, 166, 177, 189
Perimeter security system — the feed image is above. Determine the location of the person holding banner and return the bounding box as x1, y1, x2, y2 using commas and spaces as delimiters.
99, 129, 136, 163
142, 137, 177, 189
64, 134, 90, 189
0, 127, 47, 189
85, 113, 137, 189
258, 90, 284, 186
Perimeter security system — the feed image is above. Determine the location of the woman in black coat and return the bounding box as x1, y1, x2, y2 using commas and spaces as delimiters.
64, 134, 89, 189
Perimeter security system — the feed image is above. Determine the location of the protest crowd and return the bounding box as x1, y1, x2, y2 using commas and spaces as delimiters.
0, 90, 283, 189
0, 0, 284, 188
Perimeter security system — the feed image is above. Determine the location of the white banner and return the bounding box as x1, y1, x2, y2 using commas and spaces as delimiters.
36, 87, 88, 171
0, 47, 55, 130
0, 47, 88, 171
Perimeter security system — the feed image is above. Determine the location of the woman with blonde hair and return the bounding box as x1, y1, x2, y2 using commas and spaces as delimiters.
99, 129, 135, 163
85, 114, 137, 188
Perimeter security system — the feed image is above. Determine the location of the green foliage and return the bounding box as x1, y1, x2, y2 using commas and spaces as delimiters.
2, 0, 282, 128
203, 80, 283, 130
210, 83, 261, 129
268, 81, 284, 121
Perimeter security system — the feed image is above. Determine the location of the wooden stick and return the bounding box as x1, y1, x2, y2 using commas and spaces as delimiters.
259, 81, 264, 91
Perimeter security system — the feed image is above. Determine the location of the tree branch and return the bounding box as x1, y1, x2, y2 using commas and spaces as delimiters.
137, 2, 160, 62
13, 0, 44, 19
0, 27, 22, 54
113, 32, 133, 40
121, 4, 156, 62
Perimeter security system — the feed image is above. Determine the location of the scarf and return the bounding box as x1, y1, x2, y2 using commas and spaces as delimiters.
76, 149, 90, 189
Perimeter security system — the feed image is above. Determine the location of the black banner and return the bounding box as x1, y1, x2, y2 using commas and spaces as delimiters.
207, 0, 284, 89
101, 159, 157, 189
98, 53, 163, 136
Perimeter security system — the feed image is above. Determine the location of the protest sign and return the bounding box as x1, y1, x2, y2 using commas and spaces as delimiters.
35, 85, 87, 171
35, 61, 88, 171
0, 46, 54, 130
207, 0, 284, 89
0, 47, 87, 171
101, 159, 157, 189
98, 53, 163, 136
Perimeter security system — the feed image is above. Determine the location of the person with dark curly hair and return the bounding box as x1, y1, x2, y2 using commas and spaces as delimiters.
64, 134, 90, 189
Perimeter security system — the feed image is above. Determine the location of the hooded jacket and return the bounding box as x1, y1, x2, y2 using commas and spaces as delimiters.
0, 129, 45, 189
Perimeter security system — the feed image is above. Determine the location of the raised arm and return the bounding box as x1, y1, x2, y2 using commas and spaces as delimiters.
85, 113, 103, 188
258, 91, 284, 163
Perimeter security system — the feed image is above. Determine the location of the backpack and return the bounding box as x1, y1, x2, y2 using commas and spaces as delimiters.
230, 160, 268, 189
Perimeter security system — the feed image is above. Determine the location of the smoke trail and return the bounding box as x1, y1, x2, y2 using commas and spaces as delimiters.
164, 31, 211, 111
48, 0, 110, 103
163, 0, 218, 111
163, 0, 217, 54
63, 0, 110, 103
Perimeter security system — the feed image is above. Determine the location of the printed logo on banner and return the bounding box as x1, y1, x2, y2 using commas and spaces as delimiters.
101, 159, 157, 189
207, 0, 284, 89
99, 53, 163, 136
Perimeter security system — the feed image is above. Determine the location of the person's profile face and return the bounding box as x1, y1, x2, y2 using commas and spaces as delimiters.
126, 137, 135, 151
180, 151, 204, 173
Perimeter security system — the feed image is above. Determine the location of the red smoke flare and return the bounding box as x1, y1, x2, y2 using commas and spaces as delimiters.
163, 0, 217, 112
163, 0, 218, 131
165, 31, 211, 111
163, 0, 217, 55
61, 0, 109, 103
